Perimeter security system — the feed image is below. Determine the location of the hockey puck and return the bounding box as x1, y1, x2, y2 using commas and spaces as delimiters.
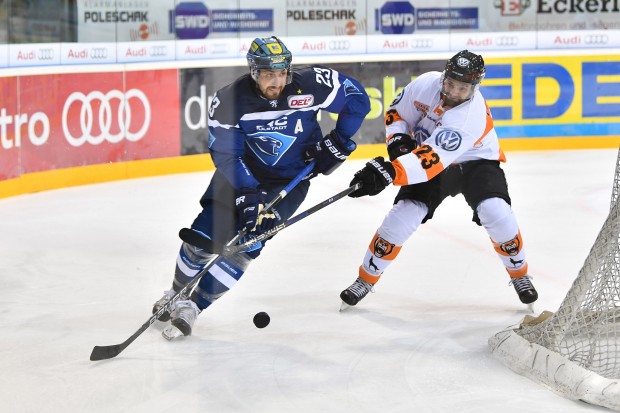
253, 312, 270, 328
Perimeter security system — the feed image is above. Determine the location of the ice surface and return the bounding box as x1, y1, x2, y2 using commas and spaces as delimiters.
0, 149, 616, 413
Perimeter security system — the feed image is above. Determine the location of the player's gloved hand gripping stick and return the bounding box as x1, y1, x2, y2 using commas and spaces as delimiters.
89, 160, 316, 361
179, 181, 362, 256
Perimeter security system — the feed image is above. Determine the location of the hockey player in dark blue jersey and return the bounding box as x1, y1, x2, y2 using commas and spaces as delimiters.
153, 36, 370, 339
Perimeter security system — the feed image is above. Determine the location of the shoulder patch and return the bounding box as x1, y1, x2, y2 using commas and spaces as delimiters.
343, 78, 362, 96
390, 90, 404, 106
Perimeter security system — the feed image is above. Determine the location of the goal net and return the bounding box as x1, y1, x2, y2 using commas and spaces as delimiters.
489, 148, 620, 411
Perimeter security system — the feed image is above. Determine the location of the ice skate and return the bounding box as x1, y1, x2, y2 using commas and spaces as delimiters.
152, 289, 176, 322
166, 299, 201, 338
340, 277, 374, 311
509, 275, 538, 305
162, 324, 184, 341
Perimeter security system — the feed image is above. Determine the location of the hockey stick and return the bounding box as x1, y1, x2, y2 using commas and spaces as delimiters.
179, 182, 362, 256
89, 161, 316, 361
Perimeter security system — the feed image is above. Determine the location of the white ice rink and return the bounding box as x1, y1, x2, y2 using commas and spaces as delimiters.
1, 149, 618, 413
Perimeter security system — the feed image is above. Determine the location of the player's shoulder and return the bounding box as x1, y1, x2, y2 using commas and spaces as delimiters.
216, 74, 254, 98
413, 71, 442, 87
211, 74, 258, 123
444, 94, 488, 129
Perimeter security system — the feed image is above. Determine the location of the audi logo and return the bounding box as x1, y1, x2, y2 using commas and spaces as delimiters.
90, 47, 108, 59
328, 40, 351, 51
584, 34, 608, 45
61, 89, 151, 146
38, 48, 54, 60
149, 45, 167, 57
410, 38, 433, 49
495, 36, 519, 46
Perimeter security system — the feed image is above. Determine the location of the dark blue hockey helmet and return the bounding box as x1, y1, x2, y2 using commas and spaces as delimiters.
247, 36, 293, 84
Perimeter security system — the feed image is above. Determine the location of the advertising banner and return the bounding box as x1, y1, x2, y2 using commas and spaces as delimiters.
179, 54, 620, 150
8, 43, 61, 67
285, 0, 367, 36
77, 0, 282, 42
14, 69, 180, 174
0, 76, 20, 180
77, 0, 175, 42
483, 54, 620, 139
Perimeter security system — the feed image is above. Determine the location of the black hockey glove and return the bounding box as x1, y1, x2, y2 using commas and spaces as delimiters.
304, 130, 356, 178
235, 188, 278, 233
387, 133, 418, 161
349, 157, 396, 198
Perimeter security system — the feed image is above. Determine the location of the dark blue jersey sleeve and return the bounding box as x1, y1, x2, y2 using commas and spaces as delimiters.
314, 67, 370, 142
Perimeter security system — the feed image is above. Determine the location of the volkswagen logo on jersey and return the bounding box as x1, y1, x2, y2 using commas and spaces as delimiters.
435, 129, 461, 151
246, 132, 296, 166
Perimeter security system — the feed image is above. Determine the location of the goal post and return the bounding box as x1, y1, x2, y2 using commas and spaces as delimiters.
489, 147, 620, 411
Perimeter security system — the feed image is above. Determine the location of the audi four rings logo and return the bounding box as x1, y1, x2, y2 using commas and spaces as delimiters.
38, 48, 54, 60
62, 89, 151, 146
584, 35, 608, 45
328, 40, 350, 51
90, 48, 108, 59
410, 39, 433, 49
495, 36, 519, 46
149, 45, 168, 57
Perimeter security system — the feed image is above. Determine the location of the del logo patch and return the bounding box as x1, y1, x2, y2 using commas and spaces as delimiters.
288, 94, 314, 108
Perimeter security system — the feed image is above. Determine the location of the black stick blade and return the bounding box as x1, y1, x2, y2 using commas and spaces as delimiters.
90, 344, 124, 361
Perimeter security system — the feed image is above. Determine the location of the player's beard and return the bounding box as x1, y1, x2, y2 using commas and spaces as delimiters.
440, 92, 464, 108
262, 85, 283, 100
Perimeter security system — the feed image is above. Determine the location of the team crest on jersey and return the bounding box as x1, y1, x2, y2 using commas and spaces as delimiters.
414, 100, 429, 113
373, 236, 394, 258
343, 78, 362, 96
435, 130, 461, 151
246, 131, 296, 166
253, 136, 282, 156
288, 94, 314, 108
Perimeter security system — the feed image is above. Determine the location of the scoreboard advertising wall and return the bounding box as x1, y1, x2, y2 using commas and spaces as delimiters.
180, 54, 620, 150
1, 53, 620, 191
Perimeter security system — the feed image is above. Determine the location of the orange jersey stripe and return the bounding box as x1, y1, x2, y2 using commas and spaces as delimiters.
472, 102, 494, 148
473, 102, 506, 162
413, 144, 444, 181
384, 108, 404, 127
392, 158, 408, 186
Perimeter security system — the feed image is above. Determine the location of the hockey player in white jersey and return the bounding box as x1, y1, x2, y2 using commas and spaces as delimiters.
152, 36, 370, 338
341, 50, 538, 308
